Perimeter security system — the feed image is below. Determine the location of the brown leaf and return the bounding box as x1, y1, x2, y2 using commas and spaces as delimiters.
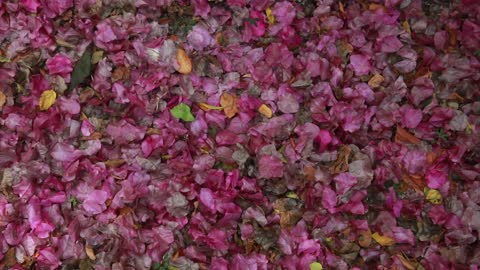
104, 159, 126, 168
401, 174, 426, 192
176, 48, 192, 74
111, 66, 130, 82
397, 254, 416, 270
220, 92, 239, 118
0, 248, 16, 269
358, 230, 372, 248
81, 132, 102, 141
330, 145, 351, 174
0, 91, 6, 109
368, 74, 384, 88
395, 126, 421, 145
303, 165, 316, 181
274, 198, 303, 228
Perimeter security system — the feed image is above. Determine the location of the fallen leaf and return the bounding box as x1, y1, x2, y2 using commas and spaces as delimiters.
176, 48, 192, 74
258, 104, 273, 118
104, 159, 126, 168
39, 90, 57, 110
304, 165, 316, 181
424, 188, 442, 204
274, 198, 303, 228
55, 38, 76, 49
285, 191, 299, 199
266, 7, 275, 25
170, 103, 195, 122
338, 2, 345, 14
397, 254, 416, 270
91, 50, 104, 64
220, 92, 239, 118
395, 126, 421, 145
402, 174, 426, 192
198, 102, 224, 111
111, 65, 130, 82
0, 56, 10, 63
0, 91, 6, 109
0, 248, 16, 269
369, 3, 385, 11
402, 20, 411, 34
85, 245, 96, 260
358, 230, 372, 247
309, 262, 323, 270
329, 145, 351, 174
368, 74, 385, 88
372, 232, 395, 246
69, 45, 93, 91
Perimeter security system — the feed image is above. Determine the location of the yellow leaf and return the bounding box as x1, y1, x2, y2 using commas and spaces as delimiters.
258, 104, 273, 118
368, 74, 385, 88
403, 20, 411, 34
220, 92, 238, 118
372, 232, 395, 246
0, 91, 6, 109
309, 262, 323, 270
424, 188, 442, 204
266, 8, 275, 25
39, 90, 57, 111
286, 191, 299, 199
85, 245, 96, 260
176, 48, 192, 74
397, 254, 416, 270
199, 102, 224, 111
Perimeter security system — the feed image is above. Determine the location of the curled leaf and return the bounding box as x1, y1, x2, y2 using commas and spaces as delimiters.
220, 92, 239, 118
199, 102, 224, 111
372, 232, 395, 246
170, 103, 195, 122
39, 90, 57, 111
176, 48, 192, 74
258, 104, 273, 118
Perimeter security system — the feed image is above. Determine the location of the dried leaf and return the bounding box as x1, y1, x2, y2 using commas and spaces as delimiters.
104, 159, 126, 168
85, 245, 96, 260
258, 104, 273, 118
69, 45, 93, 91
338, 2, 345, 14
0, 56, 10, 63
368, 74, 385, 88
372, 232, 395, 246
170, 103, 195, 122
358, 230, 372, 247
304, 165, 316, 181
395, 126, 421, 145
402, 174, 426, 192
112, 66, 130, 82
424, 188, 442, 204
397, 254, 416, 270
402, 20, 411, 34
91, 50, 104, 64
220, 92, 239, 118
266, 7, 275, 25
39, 90, 57, 111
198, 102, 224, 111
274, 198, 303, 228
176, 48, 192, 74
330, 145, 351, 174
0, 91, 6, 109
55, 38, 76, 49
0, 248, 17, 269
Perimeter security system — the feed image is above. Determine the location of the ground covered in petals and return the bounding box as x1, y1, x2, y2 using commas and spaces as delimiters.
0, 0, 479, 269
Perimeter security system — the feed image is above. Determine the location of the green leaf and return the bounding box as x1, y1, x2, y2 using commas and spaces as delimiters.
475, 50, 480, 57
69, 45, 93, 91
170, 103, 195, 122
310, 262, 323, 270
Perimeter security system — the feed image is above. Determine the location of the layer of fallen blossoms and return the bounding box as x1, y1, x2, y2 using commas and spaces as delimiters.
0, 0, 479, 269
